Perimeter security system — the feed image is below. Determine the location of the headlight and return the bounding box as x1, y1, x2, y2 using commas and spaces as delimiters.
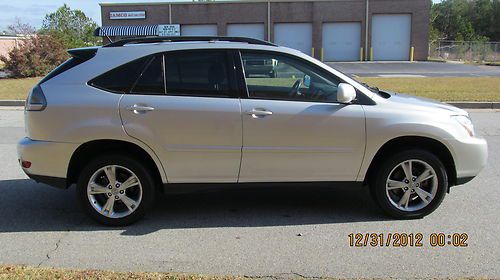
452, 115, 475, 137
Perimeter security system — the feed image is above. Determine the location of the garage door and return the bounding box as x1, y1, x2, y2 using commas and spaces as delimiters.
371, 14, 411, 61
274, 23, 312, 55
227, 23, 265, 40
322, 22, 361, 61
181, 24, 218, 36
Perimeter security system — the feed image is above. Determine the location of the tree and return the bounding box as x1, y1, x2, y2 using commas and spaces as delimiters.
0, 33, 68, 78
431, 0, 500, 42
40, 4, 100, 49
7, 17, 36, 35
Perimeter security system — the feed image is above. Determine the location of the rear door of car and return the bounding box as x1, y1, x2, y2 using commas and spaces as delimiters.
119, 50, 243, 183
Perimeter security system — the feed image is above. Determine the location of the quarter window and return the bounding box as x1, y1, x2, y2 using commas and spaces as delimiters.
165, 51, 233, 97
241, 52, 341, 102
90, 56, 150, 93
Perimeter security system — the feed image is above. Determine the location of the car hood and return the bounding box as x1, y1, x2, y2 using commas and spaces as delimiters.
382, 91, 468, 116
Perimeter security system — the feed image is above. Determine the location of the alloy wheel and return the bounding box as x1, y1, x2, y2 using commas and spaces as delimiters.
385, 159, 438, 212
87, 165, 143, 219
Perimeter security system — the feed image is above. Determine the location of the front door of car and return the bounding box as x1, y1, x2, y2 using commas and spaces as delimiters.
120, 50, 242, 183
238, 51, 366, 182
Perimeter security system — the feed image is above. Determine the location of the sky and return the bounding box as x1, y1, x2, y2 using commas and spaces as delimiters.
0, 0, 443, 32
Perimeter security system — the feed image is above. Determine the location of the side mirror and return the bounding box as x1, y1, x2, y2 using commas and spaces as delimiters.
337, 83, 356, 104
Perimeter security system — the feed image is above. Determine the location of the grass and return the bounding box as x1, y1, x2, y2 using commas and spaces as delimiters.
358, 77, 500, 102
0, 265, 246, 280
0, 76, 499, 102
0, 77, 40, 100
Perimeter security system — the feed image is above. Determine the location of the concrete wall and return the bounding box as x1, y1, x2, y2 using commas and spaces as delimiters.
101, 0, 430, 61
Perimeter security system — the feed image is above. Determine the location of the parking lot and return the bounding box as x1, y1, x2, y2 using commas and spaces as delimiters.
0, 107, 499, 279
329, 61, 500, 77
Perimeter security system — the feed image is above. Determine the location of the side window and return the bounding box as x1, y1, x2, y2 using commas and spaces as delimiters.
131, 55, 165, 95
90, 56, 150, 93
165, 51, 233, 97
241, 52, 341, 102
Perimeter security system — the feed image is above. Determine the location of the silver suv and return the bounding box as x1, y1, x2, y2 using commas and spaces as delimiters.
18, 37, 488, 226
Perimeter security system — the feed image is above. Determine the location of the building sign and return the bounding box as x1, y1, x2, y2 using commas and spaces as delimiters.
110, 11, 146, 20
158, 24, 181, 36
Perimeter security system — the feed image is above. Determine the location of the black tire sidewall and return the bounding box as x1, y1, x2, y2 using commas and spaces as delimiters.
373, 149, 448, 219
76, 154, 155, 226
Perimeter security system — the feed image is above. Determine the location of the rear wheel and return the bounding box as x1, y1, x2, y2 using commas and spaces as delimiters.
371, 150, 448, 219
77, 155, 155, 226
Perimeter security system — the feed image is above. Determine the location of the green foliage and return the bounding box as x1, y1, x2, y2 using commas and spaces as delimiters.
431, 0, 500, 42
0, 33, 68, 78
40, 4, 100, 49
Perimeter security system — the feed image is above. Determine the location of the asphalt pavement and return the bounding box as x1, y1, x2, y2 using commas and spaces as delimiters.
328, 61, 500, 77
0, 107, 499, 279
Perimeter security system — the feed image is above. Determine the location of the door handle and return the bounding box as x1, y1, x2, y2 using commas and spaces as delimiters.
246, 108, 273, 118
126, 104, 155, 114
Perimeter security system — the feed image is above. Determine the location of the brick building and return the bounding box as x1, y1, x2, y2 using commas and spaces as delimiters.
98, 0, 430, 61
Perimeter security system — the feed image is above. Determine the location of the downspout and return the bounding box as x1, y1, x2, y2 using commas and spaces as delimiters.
267, 1, 271, 41
169, 4, 172, 24
365, 0, 369, 61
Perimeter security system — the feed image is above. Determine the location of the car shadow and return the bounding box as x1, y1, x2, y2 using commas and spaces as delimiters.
0, 179, 390, 235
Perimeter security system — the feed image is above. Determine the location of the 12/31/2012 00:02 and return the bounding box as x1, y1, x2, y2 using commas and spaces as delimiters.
348, 233, 469, 247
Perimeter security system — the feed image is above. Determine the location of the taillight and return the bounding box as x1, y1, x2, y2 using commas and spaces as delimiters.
26, 84, 47, 111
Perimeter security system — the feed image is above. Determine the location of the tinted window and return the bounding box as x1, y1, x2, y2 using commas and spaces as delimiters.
131, 55, 165, 95
165, 51, 232, 97
90, 56, 150, 93
241, 52, 341, 102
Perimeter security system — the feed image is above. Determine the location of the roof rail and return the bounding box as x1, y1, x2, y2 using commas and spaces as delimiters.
103, 36, 277, 48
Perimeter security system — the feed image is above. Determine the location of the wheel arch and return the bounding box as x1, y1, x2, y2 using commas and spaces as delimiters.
66, 139, 165, 189
364, 136, 457, 188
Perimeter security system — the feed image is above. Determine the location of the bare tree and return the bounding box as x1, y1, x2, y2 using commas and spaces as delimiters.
7, 17, 36, 35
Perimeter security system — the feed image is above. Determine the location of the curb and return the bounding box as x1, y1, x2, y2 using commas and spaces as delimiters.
0, 100, 24, 106
447, 102, 500, 109
0, 100, 498, 109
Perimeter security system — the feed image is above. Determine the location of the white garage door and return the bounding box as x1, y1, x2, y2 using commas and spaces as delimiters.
227, 23, 265, 40
322, 22, 361, 61
181, 24, 218, 36
371, 14, 411, 61
274, 23, 312, 55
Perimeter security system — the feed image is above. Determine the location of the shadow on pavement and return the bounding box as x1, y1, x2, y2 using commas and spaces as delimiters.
0, 179, 389, 235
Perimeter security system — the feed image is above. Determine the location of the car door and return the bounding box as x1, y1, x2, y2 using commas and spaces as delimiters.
120, 50, 242, 183
238, 51, 366, 182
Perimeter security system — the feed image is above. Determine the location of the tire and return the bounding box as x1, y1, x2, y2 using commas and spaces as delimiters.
76, 154, 156, 226
371, 149, 448, 219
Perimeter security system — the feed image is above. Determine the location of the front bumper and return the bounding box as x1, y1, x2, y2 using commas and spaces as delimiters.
446, 136, 488, 185
17, 137, 79, 188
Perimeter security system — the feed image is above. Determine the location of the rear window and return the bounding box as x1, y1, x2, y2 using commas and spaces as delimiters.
90, 56, 150, 93
131, 55, 165, 95
165, 51, 233, 97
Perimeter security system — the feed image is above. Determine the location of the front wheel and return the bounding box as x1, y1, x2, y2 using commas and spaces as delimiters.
77, 155, 155, 226
371, 150, 448, 219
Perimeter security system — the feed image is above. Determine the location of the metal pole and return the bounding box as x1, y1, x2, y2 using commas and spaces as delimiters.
267, 1, 271, 42
169, 4, 172, 24
365, 0, 369, 61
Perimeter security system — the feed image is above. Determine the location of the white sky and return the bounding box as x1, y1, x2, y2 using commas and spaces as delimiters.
0, 0, 443, 32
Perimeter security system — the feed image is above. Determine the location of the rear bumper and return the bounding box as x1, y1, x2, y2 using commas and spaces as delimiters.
17, 137, 78, 188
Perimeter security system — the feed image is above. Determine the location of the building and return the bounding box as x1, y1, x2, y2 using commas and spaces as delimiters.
0, 35, 25, 59
98, 0, 430, 61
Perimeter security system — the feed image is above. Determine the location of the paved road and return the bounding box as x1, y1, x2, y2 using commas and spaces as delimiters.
0, 107, 499, 279
328, 61, 500, 77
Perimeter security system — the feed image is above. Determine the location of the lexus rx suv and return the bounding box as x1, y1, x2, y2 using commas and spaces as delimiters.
18, 37, 488, 226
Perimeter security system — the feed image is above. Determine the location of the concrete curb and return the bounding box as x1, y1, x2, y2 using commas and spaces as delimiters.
0, 100, 24, 106
0, 100, 498, 109
447, 102, 500, 109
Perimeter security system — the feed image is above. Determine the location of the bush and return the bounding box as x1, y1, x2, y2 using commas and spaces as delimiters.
0, 34, 68, 78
